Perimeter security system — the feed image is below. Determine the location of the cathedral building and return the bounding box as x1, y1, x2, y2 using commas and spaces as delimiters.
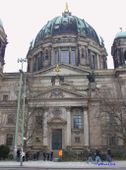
0, 7, 126, 154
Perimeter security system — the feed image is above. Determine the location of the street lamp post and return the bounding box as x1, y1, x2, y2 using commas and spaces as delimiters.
20, 72, 26, 166
14, 58, 26, 164
14, 69, 23, 158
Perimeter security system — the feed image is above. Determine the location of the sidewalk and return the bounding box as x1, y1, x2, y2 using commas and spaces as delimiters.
0, 160, 126, 169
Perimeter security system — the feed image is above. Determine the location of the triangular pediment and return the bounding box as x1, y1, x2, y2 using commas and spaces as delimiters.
34, 64, 91, 76
31, 86, 85, 99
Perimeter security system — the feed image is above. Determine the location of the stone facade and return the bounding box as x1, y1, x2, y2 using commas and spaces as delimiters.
0, 10, 126, 154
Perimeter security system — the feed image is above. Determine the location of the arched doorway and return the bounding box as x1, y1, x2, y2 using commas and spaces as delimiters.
52, 129, 62, 150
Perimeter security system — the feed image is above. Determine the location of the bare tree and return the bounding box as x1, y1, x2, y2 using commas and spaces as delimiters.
22, 107, 45, 150
96, 76, 126, 148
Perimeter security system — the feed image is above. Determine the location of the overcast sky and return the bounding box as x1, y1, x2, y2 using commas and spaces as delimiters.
1, 0, 126, 72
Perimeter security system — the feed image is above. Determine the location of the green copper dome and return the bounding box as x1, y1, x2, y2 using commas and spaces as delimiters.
115, 31, 126, 39
34, 11, 100, 46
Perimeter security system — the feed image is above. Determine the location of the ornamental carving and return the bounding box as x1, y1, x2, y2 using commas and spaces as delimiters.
49, 107, 62, 117
50, 88, 64, 98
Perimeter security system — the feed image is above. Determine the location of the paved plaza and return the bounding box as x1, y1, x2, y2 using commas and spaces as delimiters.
0, 160, 126, 169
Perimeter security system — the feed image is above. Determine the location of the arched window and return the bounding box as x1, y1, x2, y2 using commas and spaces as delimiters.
33, 57, 37, 71
54, 49, 59, 64
54, 47, 76, 65
81, 49, 84, 58
124, 51, 126, 64
38, 52, 43, 70
90, 53, 97, 69
70, 48, 76, 65
60, 49, 69, 64
45, 50, 48, 60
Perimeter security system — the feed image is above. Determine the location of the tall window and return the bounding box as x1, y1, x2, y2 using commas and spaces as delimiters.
124, 51, 126, 64
75, 136, 80, 143
73, 115, 82, 129
45, 50, 49, 60
81, 49, 84, 58
6, 134, 13, 146
54, 47, 77, 65
107, 136, 118, 146
71, 49, 76, 65
35, 115, 43, 128
60, 50, 69, 64
37, 52, 43, 70
72, 108, 83, 129
3, 95, 8, 101
7, 114, 15, 125
91, 54, 97, 69
55, 50, 59, 64
33, 57, 37, 71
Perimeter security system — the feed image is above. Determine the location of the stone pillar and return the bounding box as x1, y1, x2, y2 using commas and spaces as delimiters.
77, 46, 80, 65
48, 47, 51, 66
69, 47, 71, 64
51, 48, 54, 65
58, 47, 60, 63
66, 107, 71, 146
99, 55, 102, 69
85, 46, 89, 65
43, 110, 48, 146
97, 54, 100, 69
84, 109, 89, 146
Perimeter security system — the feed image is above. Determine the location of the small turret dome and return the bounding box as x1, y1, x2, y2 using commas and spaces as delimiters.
111, 30, 126, 68
115, 31, 126, 39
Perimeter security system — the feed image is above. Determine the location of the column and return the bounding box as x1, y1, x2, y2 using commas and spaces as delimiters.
66, 107, 71, 146
51, 48, 54, 65
84, 109, 89, 146
69, 47, 71, 64
43, 110, 48, 146
97, 54, 100, 69
58, 47, 61, 63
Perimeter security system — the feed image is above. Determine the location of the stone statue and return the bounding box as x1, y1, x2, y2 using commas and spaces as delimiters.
87, 71, 95, 82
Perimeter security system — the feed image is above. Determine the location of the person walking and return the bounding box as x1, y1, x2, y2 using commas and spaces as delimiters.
16, 149, 21, 162
87, 150, 93, 163
106, 149, 112, 162
95, 149, 102, 163
58, 148, 63, 161
50, 151, 53, 161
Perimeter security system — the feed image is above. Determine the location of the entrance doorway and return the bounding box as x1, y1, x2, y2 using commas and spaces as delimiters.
52, 129, 62, 150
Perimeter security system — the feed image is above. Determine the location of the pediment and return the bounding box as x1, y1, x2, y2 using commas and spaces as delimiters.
34, 64, 91, 76
32, 86, 85, 99
47, 117, 67, 125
